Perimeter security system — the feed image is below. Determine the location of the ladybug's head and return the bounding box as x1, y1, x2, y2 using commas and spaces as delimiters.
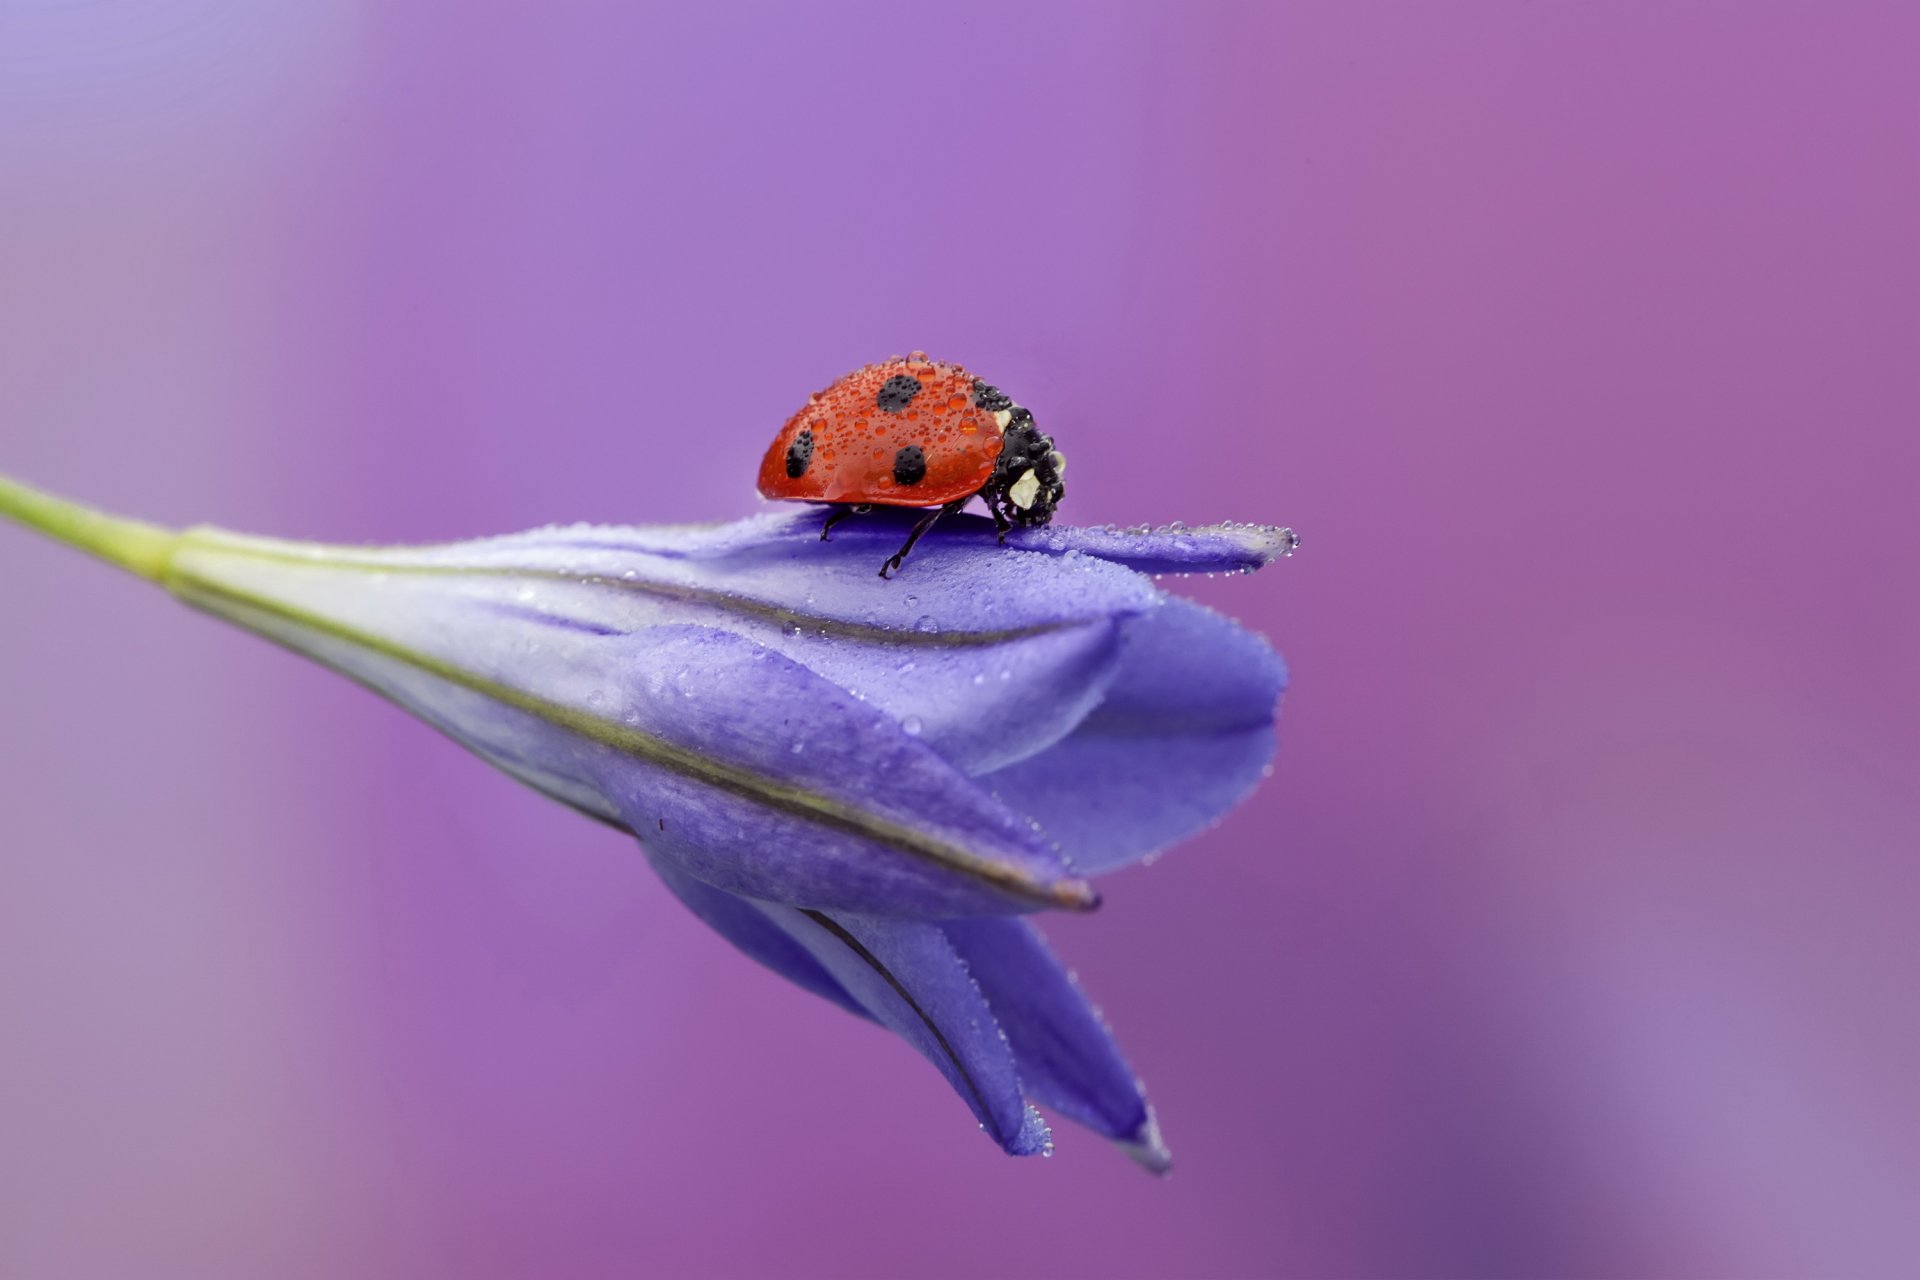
990, 408, 1066, 529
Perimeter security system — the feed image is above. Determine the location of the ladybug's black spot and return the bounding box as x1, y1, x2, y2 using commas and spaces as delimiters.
971, 379, 1013, 413
876, 375, 923, 413
785, 428, 814, 479
893, 444, 927, 486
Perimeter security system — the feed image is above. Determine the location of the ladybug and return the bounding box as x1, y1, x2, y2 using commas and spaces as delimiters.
757, 353, 1066, 577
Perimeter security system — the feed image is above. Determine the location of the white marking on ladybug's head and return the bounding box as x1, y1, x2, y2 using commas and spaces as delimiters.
993, 409, 1012, 432
1047, 449, 1066, 476
1008, 469, 1042, 510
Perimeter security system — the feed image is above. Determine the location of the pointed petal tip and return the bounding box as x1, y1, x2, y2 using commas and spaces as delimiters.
1250, 524, 1301, 563
1191, 520, 1298, 570
1008, 520, 1300, 576
980, 868, 1099, 914
1117, 1107, 1174, 1176
1051, 877, 1102, 913
1013, 1105, 1055, 1158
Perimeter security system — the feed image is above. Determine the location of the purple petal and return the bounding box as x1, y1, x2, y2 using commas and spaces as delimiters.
762, 908, 1052, 1156
643, 852, 866, 1020
1004, 517, 1299, 576
163, 554, 1099, 914
174, 514, 1156, 775
695, 505, 1298, 577
591, 626, 1095, 915
982, 597, 1286, 874
942, 916, 1172, 1173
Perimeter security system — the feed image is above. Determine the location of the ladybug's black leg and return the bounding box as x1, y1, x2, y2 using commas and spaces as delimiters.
989, 500, 1012, 543
819, 503, 871, 541
879, 500, 967, 579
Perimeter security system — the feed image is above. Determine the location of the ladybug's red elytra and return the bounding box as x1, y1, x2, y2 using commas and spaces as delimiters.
757, 354, 1066, 577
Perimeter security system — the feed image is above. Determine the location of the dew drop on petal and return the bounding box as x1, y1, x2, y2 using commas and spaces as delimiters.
896, 659, 917, 674
902, 716, 923, 736
914, 615, 938, 633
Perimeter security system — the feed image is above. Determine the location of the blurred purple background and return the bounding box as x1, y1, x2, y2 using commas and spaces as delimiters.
3, 3, 1916, 1276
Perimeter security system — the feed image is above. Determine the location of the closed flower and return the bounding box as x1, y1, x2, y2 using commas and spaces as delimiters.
0, 475, 1293, 1170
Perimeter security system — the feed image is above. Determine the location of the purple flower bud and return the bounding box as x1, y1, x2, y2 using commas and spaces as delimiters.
1, 476, 1292, 1167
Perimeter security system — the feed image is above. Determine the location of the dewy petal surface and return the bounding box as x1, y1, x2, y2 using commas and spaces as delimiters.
169, 514, 1156, 776
941, 916, 1172, 1173
1004, 516, 1298, 576
646, 861, 1167, 1166
755, 504, 1298, 578
982, 597, 1287, 874
167, 526, 1100, 914
757, 907, 1052, 1156
580, 626, 1092, 914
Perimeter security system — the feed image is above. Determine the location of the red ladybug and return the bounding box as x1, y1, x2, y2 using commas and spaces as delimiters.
758, 353, 1066, 577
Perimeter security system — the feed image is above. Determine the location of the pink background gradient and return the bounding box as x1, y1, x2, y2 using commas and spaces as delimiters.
3, 4, 1916, 1276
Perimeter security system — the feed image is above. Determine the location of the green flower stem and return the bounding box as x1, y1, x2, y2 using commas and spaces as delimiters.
0, 472, 181, 584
